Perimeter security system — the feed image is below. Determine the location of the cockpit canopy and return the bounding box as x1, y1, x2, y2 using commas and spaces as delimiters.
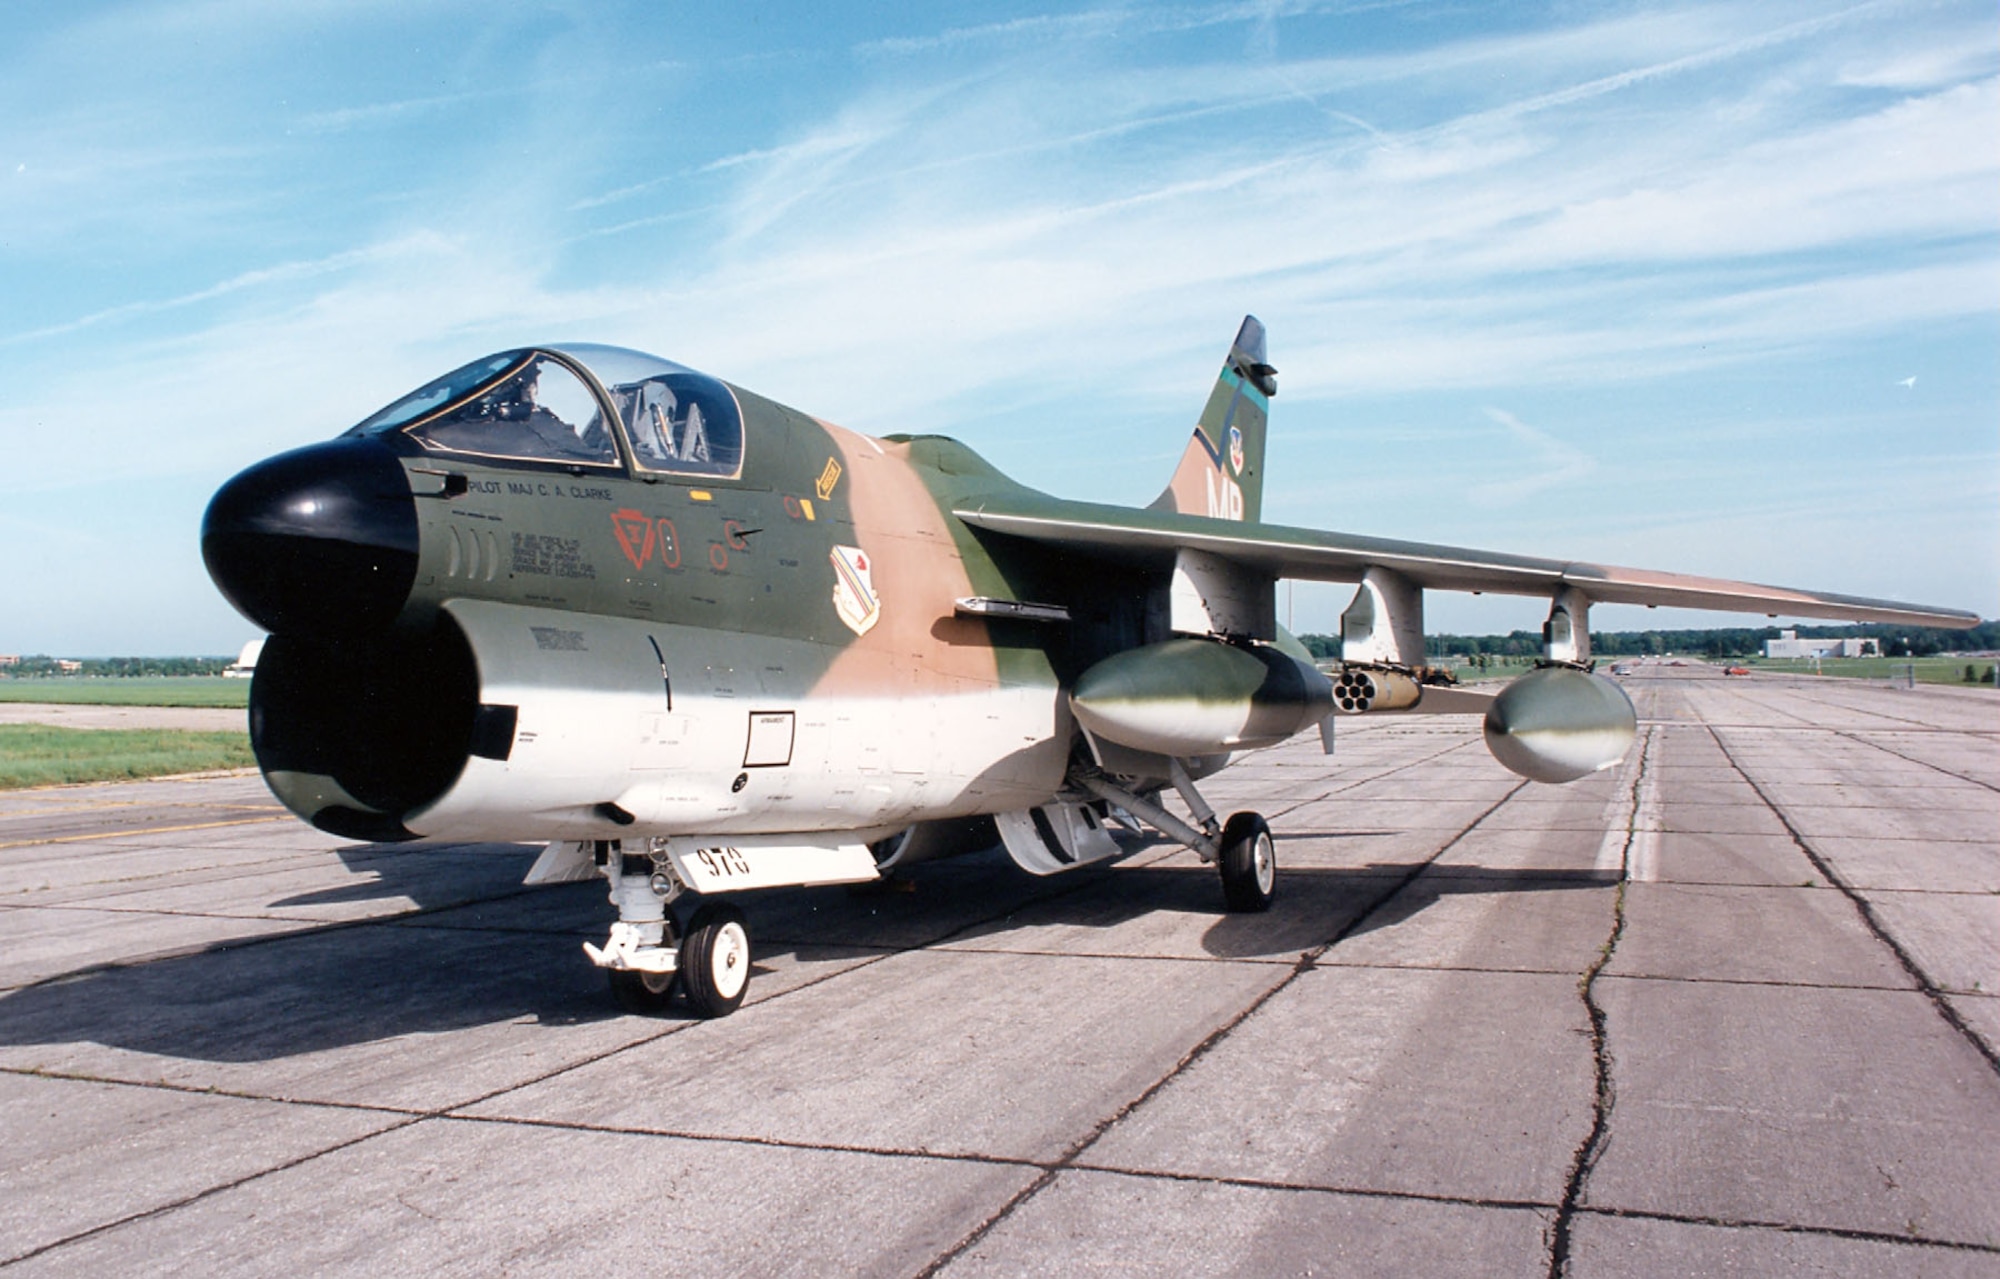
347, 345, 745, 479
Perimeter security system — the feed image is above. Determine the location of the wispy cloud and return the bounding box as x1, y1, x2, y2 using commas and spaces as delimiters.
0, 238, 450, 347
858, 8, 1135, 57
1468, 408, 1599, 507
1838, 41, 2000, 89
295, 88, 509, 134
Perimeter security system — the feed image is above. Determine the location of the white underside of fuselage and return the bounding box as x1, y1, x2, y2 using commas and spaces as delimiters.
404, 600, 1069, 843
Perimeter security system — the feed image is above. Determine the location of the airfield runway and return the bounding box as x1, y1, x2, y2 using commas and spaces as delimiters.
0, 667, 1995, 1276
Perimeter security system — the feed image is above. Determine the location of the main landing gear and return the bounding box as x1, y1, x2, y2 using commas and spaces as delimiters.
586, 842, 753, 1018
1075, 759, 1277, 914
1217, 812, 1276, 912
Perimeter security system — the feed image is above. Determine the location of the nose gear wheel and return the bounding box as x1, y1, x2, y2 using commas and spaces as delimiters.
680, 902, 751, 1018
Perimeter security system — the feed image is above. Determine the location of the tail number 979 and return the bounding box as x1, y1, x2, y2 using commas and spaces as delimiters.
694, 847, 752, 878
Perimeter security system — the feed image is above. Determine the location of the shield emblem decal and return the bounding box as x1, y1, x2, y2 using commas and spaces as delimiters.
830, 545, 881, 636
1228, 424, 1245, 475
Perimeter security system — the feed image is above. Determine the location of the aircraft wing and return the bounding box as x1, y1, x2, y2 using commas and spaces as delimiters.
952, 493, 1980, 628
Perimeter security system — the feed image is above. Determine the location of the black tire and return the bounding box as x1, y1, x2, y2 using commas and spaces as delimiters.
679, 902, 752, 1018
1218, 811, 1276, 913
608, 966, 677, 1015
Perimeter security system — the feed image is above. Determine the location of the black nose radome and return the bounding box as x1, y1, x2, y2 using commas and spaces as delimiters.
202, 438, 419, 637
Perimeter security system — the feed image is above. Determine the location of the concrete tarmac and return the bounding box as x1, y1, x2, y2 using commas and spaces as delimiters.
0, 704, 245, 732
1, 667, 1995, 1275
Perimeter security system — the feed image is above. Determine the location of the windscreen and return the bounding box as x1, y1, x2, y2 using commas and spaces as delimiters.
349, 351, 618, 467
350, 351, 528, 435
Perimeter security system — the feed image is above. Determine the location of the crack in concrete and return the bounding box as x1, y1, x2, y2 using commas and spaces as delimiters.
0, 1064, 423, 1116
0, 872, 1113, 1269
1703, 724, 2000, 1079
1712, 682, 1974, 734
0, 1114, 428, 1268
1266, 739, 1487, 821
1547, 724, 1650, 1278
0, 1066, 1558, 1218
913, 779, 1529, 1277
0, 847, 522, 906
1574, 1204, 2000, 1256
14, 1069, 2000, 1266
1662, 722, 1994, 736
0, 859, 356, 899
1593, 969, 1913, 993
1605, 873, 1990, 897
1314, 958, 1920, 993
1706, 682, 1994, 750
18, 701, 1986, 1267
0, 884, 570, 999
1830, 728, 2000, 794
922, 942, 1301, 965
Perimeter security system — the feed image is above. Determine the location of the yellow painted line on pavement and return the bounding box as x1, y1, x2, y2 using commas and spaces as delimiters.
0, 815, 291, 852
0, 798, 279, 815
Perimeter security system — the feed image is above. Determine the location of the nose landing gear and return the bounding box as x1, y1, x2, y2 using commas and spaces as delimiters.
585, 841, 754, 1018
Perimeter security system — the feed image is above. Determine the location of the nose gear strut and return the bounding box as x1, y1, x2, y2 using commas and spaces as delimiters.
582, 838, 756, 1017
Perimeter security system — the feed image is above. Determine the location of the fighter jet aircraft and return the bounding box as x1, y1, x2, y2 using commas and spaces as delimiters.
202, 319, 1978, 1016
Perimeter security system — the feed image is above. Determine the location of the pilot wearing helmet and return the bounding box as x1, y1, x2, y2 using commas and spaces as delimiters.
468, 360, 611, 463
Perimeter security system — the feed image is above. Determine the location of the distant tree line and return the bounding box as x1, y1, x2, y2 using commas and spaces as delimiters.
0, 656, 236, 678
7, 621, 1996, 676
1298, 620, 1998, 662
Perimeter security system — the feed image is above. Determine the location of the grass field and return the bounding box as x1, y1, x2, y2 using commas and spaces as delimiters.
0, 677, 250, 708
0, 724, 255, 789
1444, 655, 1998, 687
1450, 659, 1541, 683
1746, 655, 1999, 686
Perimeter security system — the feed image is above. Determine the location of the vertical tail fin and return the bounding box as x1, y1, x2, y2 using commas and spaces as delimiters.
1150, 316, 1275, 523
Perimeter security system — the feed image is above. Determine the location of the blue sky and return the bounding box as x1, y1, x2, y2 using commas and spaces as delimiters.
4, 0, 1995, 655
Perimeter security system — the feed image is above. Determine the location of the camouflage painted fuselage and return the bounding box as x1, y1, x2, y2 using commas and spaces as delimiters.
403, 409, 1092, 844
208, 356, 1182, 846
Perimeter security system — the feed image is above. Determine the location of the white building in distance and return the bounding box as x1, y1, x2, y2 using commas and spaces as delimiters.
224, 638, 265, 678
1764, 630, 1880, 659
